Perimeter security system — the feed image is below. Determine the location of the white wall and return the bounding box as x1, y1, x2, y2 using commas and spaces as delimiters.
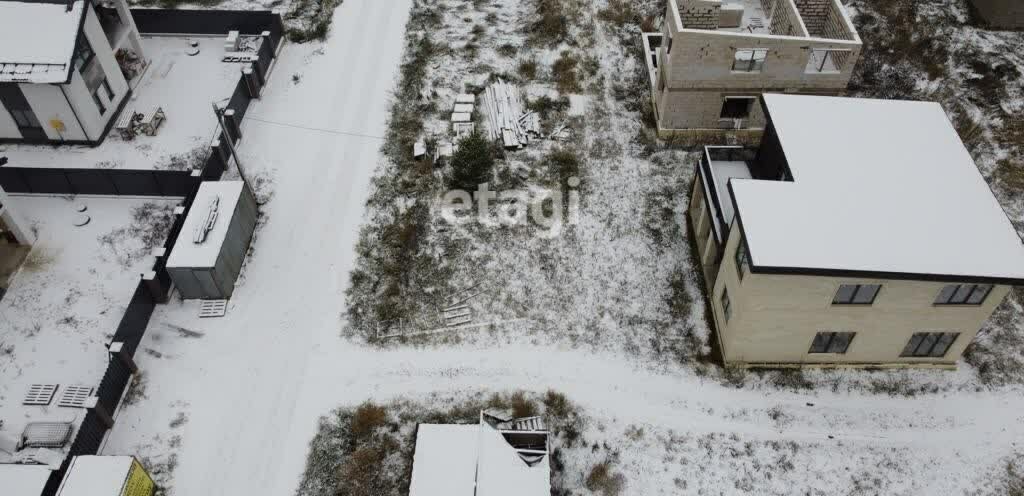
0, 104, 20, 139
18, 83, 86, 141
0, 186, 34, 245
59, 5, 130, 141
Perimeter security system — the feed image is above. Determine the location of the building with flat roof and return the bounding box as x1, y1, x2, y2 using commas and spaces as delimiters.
689, 93, 1024, 368
642, 0, 861, 141
408, 411, 550, 496
0, 0, 145, 145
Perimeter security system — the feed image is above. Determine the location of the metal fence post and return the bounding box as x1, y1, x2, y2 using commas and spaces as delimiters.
84, 397, 114, 429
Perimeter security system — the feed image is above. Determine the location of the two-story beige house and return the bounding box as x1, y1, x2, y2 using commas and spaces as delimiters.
642, 0, 861, 139
689, 94, 1024, 368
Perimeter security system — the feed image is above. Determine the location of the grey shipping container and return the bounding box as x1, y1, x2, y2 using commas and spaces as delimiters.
166, 181, 257, 299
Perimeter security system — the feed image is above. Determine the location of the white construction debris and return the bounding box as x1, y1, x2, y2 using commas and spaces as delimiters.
481, 80, 542, 149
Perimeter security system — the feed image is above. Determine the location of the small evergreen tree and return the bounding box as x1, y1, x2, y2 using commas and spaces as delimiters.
449, 131, 495, 191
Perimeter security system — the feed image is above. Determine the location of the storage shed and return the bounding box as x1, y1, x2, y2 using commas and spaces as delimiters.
56, 456, 154, 496
166, 181, 257, 299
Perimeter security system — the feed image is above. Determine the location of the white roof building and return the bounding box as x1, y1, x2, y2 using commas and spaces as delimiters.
408, 413, 551, 496
723, 94, 1024, 284
0, 0, 86, 84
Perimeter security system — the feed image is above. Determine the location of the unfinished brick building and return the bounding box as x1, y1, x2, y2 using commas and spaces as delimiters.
642, 0, 862, 139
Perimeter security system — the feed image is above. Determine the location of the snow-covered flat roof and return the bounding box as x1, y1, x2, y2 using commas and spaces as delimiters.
475, 425, 550, 496
167, 181, 245, 269
0, 463, 53, 496
0, 0, 85, 84
56, 456, 133, 496
731, 94, 1024, 282
408, 424, 479, 496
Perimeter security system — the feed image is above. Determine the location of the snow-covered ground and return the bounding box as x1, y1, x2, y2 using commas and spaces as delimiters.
2, 36, 243, 171
86, 1, 1024, 495
0, 196, 176, 451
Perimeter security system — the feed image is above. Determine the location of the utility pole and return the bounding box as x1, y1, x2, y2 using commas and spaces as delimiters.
211, 102, 255, 196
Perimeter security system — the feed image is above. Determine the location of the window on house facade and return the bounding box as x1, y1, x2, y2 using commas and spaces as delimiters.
832, 284, 881, 305
901, 332, 959, 358
101, 78, 114, 101
720, 97, 755, 119
91, 89, 106, 114
734, 243, 749, 280
805, 48, 852, 74
9, 109, 42, 129
808, 331, 855, 354
720, 288, 732, 323
732, 48, 767, 72
934, 284, 992, 305
73, 36, 96, 72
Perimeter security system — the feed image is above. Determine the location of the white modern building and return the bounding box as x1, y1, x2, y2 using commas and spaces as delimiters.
0, 0, 145, 145
408, 411, 550, 496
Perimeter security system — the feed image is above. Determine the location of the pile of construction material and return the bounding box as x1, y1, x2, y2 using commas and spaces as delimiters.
481, 80, 541, 149
451, 93, 476, 138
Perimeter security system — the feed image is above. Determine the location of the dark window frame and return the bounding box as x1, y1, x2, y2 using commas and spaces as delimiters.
934, 283, 992, 306
73, 36, 96, 73
10, 109, 41, 129
731, 48, 768, 72
832, 284, 881, 305
91, 89, 106, 114
900, 332, 960, 358
720, 97, 755, 119
101, 78, 114, 101
721, 288, 732, 323
808, 331, 856, 354
734, 243, 749, 281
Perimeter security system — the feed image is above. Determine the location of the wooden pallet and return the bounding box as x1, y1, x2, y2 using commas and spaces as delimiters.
57, 385, 94, 408
443, 305, 472, 327
199, 299, 228, 318
24, 384, 58, 406
512, 416, 546, 431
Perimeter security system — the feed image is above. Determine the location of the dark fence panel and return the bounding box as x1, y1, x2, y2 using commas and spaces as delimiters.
131, 9, 284, 49
254, 35, 274, 81
69, 411, 107, 457
96, 357, 133, 414
0, 167, 196, 196
112, 282, 157, 356
0, 167, 30, 191
66, 170, 119, 195
24, 169, 73, 194
227, 78, 253, 121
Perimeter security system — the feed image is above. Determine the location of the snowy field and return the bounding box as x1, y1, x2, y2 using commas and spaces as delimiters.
2, 36, 243, 171
0, 195, 175, 451
79, 0, 1024, 495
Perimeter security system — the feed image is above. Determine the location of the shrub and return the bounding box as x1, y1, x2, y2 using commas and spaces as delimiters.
585, 461, 626, 496
350, 402, 388, 440
547, 147, 581, 184
286, 0, 343, 43
449, 131, 496, 190
596, 0, 637, 27
498, 43, 518, 58
518, 59, 539, 80
527, 95, 571, 120
543, 390, 572, 419
337, 441, 395, 496
552, 51, 581, 93
510, 391, 538, 418
528, 0, 578, 46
